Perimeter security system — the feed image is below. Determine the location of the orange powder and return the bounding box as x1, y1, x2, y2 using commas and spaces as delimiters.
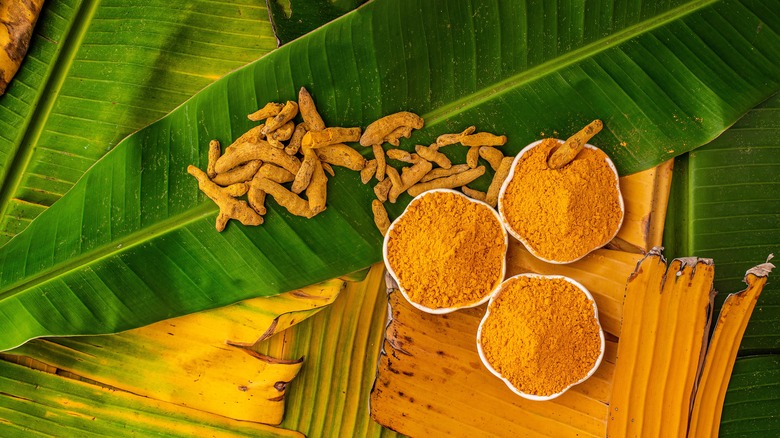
500, 138, 623, 262
479, 276, 602, 396
386, 191, 506, 309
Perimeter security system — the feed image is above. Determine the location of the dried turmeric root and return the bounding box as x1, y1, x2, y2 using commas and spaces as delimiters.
298, 87, 326, 131
187, 165, 263, 231
407, 166, 486, 197
415, 144, 451, 169
461, 186, 487, 202
372, 200, 391, 236
248, 102, 283, 122
212, 160, 262, 186
361, 159, 377, 184
0, 0, 44, 95
253, 177, 316, 219
315, 144, 366, 171
215, 141, 301, 174
302, 127, 362, 149
460, 132, 507, 147
420, 164, 471, 183
435, 126, 475, 147
360, 112, 424, 146
262, 101, 298, 135
207, 140, 221, 178
478, 146, 504, 171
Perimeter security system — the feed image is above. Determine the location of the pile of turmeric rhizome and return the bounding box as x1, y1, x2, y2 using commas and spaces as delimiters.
188, 89, 622, 399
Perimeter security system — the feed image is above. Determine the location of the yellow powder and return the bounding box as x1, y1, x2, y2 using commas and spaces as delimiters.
501, 138, 623, 262
479, 276, 602, 396
386, 191, 506, 309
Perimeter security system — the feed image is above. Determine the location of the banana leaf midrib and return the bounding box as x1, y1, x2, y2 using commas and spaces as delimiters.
0, 0, 101, 220
423, 0, 717, 126
0, 202, 216, 303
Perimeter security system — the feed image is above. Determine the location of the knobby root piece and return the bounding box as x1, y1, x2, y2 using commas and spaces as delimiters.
479, 146, 504, 171
372, 200, 391, 236
373, 144, 386, 181
262, 101, 298, 135
303, 127, 362, 149
466, 146, 480, 168
315, 144, 366, 171
207, 140, 221, 178
298, 87, 326, 131
292, 149, 318, 194
420, 164, 471, 183
462, 186, 487, 202
187, 165, 263, 231
267, 135, 285, 149
223, 183, 249, 197
227, 125, 265, 153
285, 123, 307, 155
254, 177, 315, 218
215, 141, 301, 174
386, 149, 416, 163
390, 160, 433, 203
415, 144, 451, 169
272, 120, 295, 141
485, 157, 513, 207
384, 125, 413, 147
306, 159, 328, 215
0, 0, 45, 95
248, 102, 283, 121
385, 166, 403, 203
360, 112, 424, 146
247, 176, 267, 215
435, 126, 475, 147
257, 163, 295, 184
460, 132, 507, 147
361, 159, 377, 184
374, 178, 392, 202
321, 162, 335, 177
401, 160, 433, 188
548, 120, 603, 169
212, 160, 262, 186
407, 166, 486, 197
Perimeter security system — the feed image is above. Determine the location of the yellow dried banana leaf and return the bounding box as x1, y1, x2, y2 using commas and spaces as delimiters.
370, 290, 616, 437
4, 279, 343, 424
255, 264, 399, 438
607, 249, 715, 437
689, 257, 774, 438
0, 358, 302, 437
611, 159, 674, 253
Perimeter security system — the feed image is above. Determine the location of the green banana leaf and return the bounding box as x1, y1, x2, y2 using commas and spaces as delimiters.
720, 355, 780, 436
665, 93, 780, 354
0, 0, 277, 245
267, 0, 367, 45
1, 0, 779, 351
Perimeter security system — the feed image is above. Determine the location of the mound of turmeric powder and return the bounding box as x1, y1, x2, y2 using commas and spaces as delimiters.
479, 275, 602, 397
385, 191, 506, 310
499, 138, 623, 262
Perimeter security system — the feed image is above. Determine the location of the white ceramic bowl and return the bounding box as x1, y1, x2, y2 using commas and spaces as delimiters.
383, 189, 508, 314
497, 139, 625, 264
476, 273, 605, 401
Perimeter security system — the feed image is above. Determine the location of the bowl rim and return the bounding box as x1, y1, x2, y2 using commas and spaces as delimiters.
497, 138, 625, 264
475, 273, 606, 401
382, 188, 509, 314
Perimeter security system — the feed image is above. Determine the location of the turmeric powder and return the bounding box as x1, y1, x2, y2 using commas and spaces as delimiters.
385, 190, 506, 310
478, 275, 603, 397
499, 138, 623, 262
